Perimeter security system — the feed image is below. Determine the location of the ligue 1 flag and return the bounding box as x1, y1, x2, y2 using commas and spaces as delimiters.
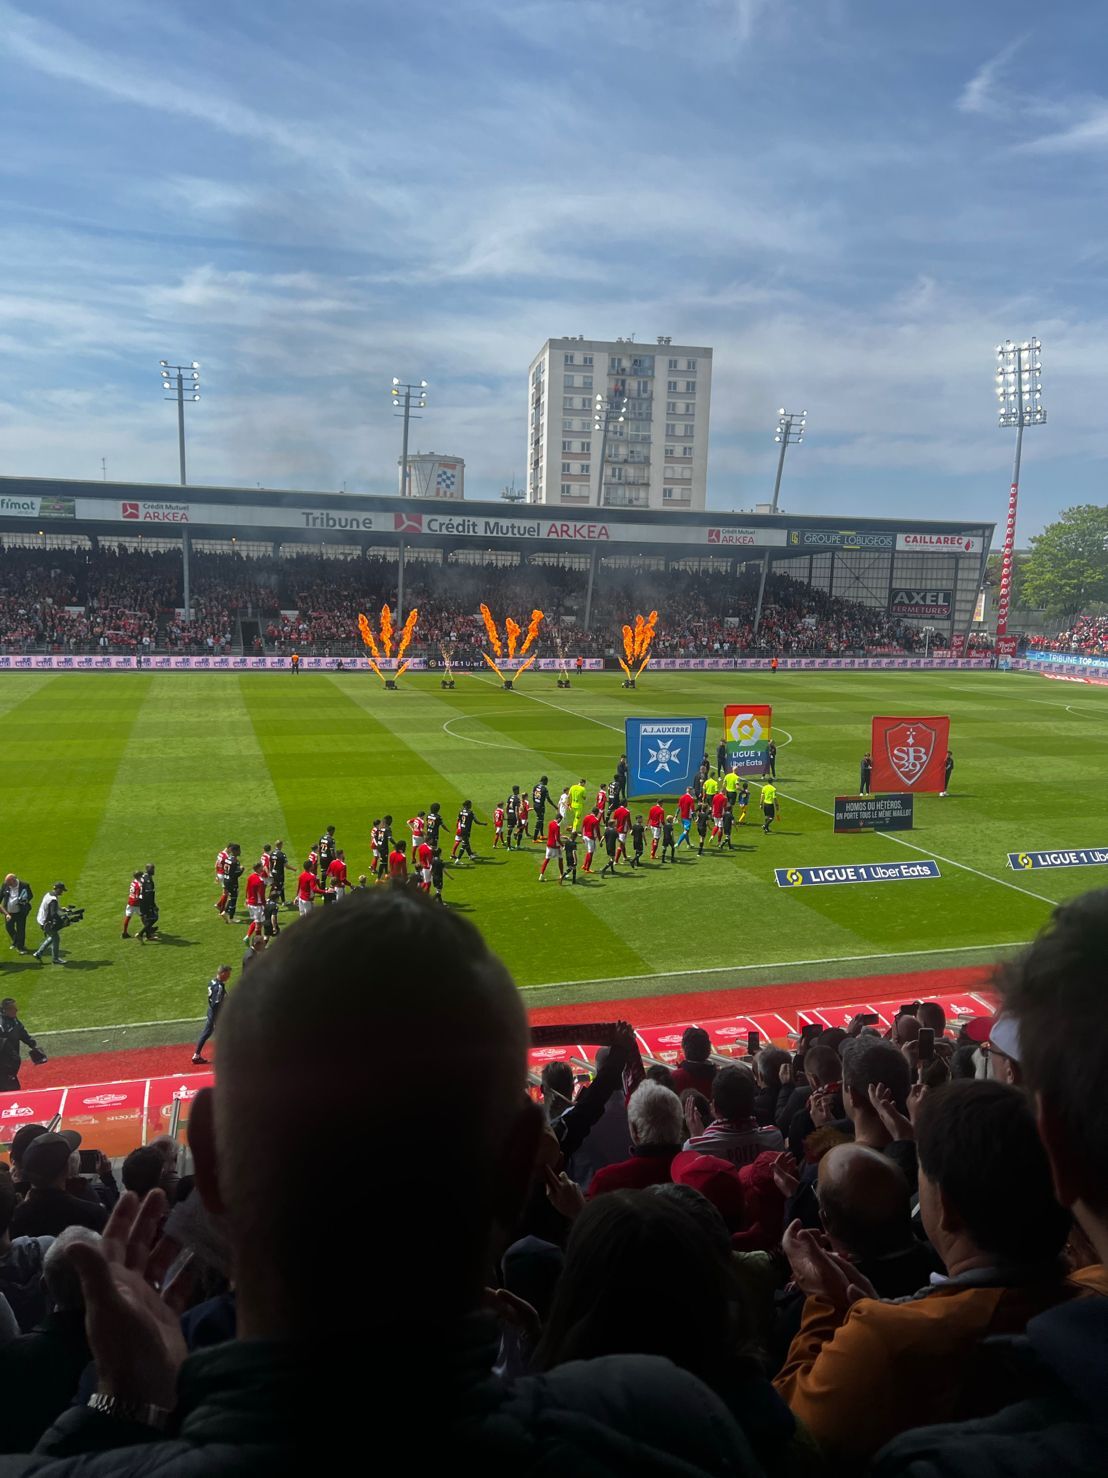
724, 705, 772, 776
625, 717, 708, 798
871, 715, 951, 793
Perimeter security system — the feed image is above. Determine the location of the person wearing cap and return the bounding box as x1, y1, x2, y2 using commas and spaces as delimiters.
8, 1135, 107, 1239
32, 883, 67, 965
987, 1013, 1022, 1086
0, 999, 41, 1093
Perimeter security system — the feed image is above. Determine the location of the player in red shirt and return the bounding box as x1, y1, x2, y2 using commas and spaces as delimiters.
647, 802, 666, 858
407, 812, 426, 862
678, 789, 696, 821
539, 816, 563, 881
388, 845, 409, 881
296, 861, 324, 917
121, 871, 142, 938
611, 803, 631, 861
595, 786, 608, 821
416, 839, 434, 890
245, 862, 267, 939
493, 803, 506, 848
516, 794, 530, 848
710, 788, 728, 842
326, 851, 348, 900
581, 810, 599, 871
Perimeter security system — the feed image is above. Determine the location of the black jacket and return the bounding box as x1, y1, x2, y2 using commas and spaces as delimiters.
0, 1310, 91, 1454
0, 1018, 36, 1079
2, 1322, 761, 1476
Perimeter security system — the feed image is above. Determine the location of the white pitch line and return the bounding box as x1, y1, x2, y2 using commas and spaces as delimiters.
43, 941, 1026, 1032
475, 675, 1061, 909
525, 939, 1030, 992
440, 715, 592, 756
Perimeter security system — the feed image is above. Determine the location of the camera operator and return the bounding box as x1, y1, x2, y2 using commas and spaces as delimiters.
0, 998, 45, 1092
33, 882, 70, 966
0, 874, 33, 954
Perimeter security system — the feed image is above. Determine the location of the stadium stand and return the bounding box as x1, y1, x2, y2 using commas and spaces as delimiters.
1026, 615, 1108, 655
0, 543, 982, 657
2, 886, 1105, 1473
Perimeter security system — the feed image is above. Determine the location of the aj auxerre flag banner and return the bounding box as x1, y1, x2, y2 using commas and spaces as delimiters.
775, 860, 941, 888
724, 705, 772, 776
625, 717, 708, 798
870, 716, 950, 793
1007, 848, 1108, 871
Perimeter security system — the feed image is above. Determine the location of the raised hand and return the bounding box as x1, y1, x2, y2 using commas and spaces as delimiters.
67, 1190, 190, 1411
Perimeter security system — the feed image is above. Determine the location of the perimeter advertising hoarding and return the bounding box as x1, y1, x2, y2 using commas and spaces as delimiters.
870, 716, 951, 794
833, 795, 914, 832
625, 717, 708, 798
723, 705, 772, 776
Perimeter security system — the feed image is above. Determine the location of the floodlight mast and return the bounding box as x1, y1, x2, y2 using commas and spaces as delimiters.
994, 339, 1044, 636
158, 360, 201, 618
753, 409, 806, 638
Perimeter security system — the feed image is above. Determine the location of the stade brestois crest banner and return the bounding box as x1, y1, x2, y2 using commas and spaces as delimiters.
870, 716, 950, 793
724, 705, 772, 776
625, 718, 708, 797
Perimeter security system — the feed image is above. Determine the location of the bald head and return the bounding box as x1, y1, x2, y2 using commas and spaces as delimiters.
195, 889, 538, 1337
818, 1143, 914, 1259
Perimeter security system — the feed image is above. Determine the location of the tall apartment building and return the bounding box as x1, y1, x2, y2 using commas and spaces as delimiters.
527, 336, 712, 512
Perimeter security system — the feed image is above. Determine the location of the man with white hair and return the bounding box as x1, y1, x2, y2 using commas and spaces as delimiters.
588, 1081, 686, 1197
0, 1227, 98, 1452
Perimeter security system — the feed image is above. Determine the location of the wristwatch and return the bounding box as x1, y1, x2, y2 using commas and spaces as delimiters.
87, 1392, 171, 1430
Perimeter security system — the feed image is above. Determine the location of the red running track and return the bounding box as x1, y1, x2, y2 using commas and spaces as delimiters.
31, 965, 998, 1090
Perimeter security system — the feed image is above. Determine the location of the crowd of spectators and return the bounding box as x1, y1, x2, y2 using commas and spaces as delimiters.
0, 544, 981, 659
1027, 614, 1108, 656
0, 886, 1102, 1473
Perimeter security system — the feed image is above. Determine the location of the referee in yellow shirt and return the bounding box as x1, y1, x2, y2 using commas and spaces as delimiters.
722, 767, 739, 809
761, 781, 779, 834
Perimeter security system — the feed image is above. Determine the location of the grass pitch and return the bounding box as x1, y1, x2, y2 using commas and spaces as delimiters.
6, 669, 1108, 1043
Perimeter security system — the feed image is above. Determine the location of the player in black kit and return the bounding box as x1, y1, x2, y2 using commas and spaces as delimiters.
531, 776, 550, 840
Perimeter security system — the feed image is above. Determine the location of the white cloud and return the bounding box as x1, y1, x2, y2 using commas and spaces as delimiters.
957, 38, 1025, 117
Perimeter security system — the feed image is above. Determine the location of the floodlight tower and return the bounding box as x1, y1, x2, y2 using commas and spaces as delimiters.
392, 377, 428, 497
753, 408, 806, 637
158, 360, 201, 618
994, 339, 1044, 636
592, 388, 629, 507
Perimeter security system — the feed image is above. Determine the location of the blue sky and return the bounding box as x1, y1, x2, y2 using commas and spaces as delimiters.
1, 0, 1106, 535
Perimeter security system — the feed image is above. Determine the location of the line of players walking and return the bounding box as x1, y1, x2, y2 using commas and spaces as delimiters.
515, 744, 779, 886
206, 743, 783, 924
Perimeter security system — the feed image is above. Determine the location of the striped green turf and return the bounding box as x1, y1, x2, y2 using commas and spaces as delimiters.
4, 669, 1107, 1041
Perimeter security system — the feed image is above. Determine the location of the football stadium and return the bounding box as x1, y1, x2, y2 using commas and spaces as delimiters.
1, 475, 1104, 1085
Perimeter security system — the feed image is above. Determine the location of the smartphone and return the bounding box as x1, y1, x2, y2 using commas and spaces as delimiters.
77, 1149, 101, 1174
746, 1030, 761, 1056
853, 1012, 880, 1026
799, 1022, 822, 1045
898, 1003, 920, 1018
918, 1027, 935, 1063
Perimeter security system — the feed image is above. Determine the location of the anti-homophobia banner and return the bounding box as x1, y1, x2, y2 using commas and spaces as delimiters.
724, 705, 772, 776
833, 795, 914, 833
775, 860, 941, 888
870, 716, 951, 793
1007, 848, 1108, 871
625, 717, 708, 798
